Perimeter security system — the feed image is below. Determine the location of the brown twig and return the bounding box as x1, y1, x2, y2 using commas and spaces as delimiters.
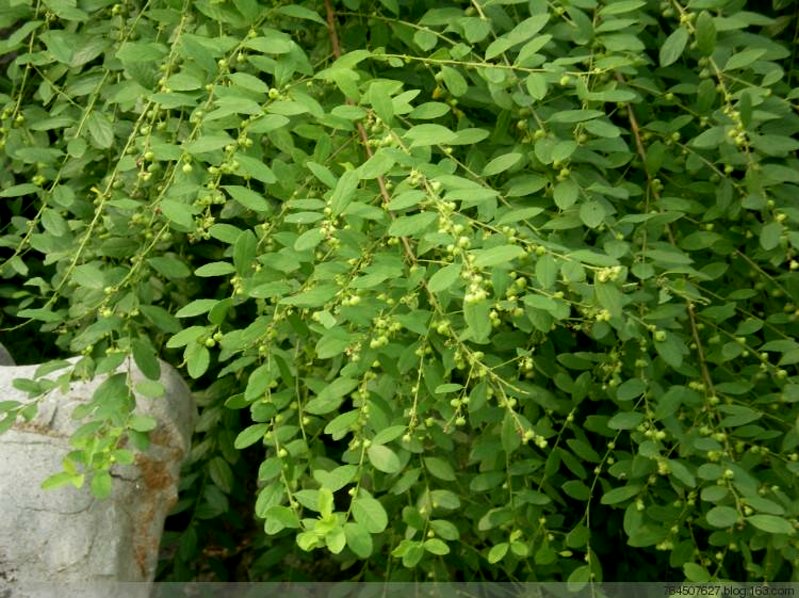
323, 0, 341, 58
322, 0, 416, 263
616, 72, 716, 397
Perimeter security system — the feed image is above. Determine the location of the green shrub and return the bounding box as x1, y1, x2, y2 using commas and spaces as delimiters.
1, 0, 798, 583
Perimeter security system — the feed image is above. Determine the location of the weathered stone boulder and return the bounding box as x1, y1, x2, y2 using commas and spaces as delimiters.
0, 342, 13, 366
0, 344, 195, 590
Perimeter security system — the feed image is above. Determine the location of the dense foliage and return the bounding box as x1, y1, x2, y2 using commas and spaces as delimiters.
1, 0, 799, 584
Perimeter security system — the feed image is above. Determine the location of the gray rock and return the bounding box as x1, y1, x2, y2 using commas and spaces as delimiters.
0, 343, 14, 366
0, 356, 195, 589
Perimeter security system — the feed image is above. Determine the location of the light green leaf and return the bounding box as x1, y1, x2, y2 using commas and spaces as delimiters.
746, 514, 795, 535
264, 506, 300, 534
424, 457, 456, 481
724, 48, 766, 72
428, 263, 462, 293
683, 563, 711, 582
388, 212, 437, 237
424, 538, 450, 556
352, 495, 389, 533
235, 155, 277, 184
695, 11, 716, 55
472, 245, 525, 267
579, 200, 606, 228
235, 423, 269, 449
128, 414, 157, 433
405, 124, 457, 147
294, 228, 325, 252
91, 471, 113, 499
482, 152, 523, 176
706, 506, 739, 528
86, 112, 114, 149
344, 522, 374, 557
185, 342, 210, 379
464, 298, 491, 343
554, 180, 578, 209
659, 26, 689, 67
225, 185, 271, 212
367, 444, 402, 474
306, 378, 358, 415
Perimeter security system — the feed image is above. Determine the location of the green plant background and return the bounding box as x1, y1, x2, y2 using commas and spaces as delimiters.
1, 0, 799, 584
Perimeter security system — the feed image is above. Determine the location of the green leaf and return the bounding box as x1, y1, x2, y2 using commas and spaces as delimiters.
657, 337, 686, 370
294, 228, 326, 252
318, 487, 335, 518
413, 29, 437, 52
601, 484, 642, 505
194, 262, 236, 277
352, 495, 389, 533
185, 342, 210, 379
91, 471, 113, 499
472, 245, 525, 267
244, 34, 293, 54
659, 26, 689, 67
128, 414, 157, 433
344, 522, 374, 558
579, 201, 606, 228
567, 565, 591, 591
306, 378, 358, 415
313, 465, 358, 492
160, 200, 195, 230
358, 150, 395, 179
324, 410, 360, 440
616, 378, 646, 401
760, 222, 782, 251
42, 471, 84, 491
424, 538, 450, 556
428, 263, 462, 293
594, 281, 623, 317
330, 169, 359, 215
175, 299, 219, 318
706, 506, 739, 528
535, 254, 558, 289
264, 505, 300, 534
86, 112, 114, 149
185, 134, 234, 155
367, 444, 402, 474
131, 338, 161, 381
440, 66, 467, 96
723, 49, 766, 72
0, 183, 40, 197
276, 5, 326, 25
683, 563, 711, 582
405, 124, 457, 147
482, 153, 523, 176
694, 11, 716, 55
599, 1, 645, 16
430, 519, 460, 541
148, 256, 191, 279
464, 298, 491, 343
746, 514, 795, 535
554, 180, 578, 209
235, 423, 269, 449
225, 185, 271, 212
424, 457, 456, 481
608, 411, 645, 430
388, 212, 437, 237
235, 155, 277, 184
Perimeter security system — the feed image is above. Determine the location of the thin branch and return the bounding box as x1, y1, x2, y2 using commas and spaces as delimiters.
616, 73, 716, 398
322, 0, 416, 263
